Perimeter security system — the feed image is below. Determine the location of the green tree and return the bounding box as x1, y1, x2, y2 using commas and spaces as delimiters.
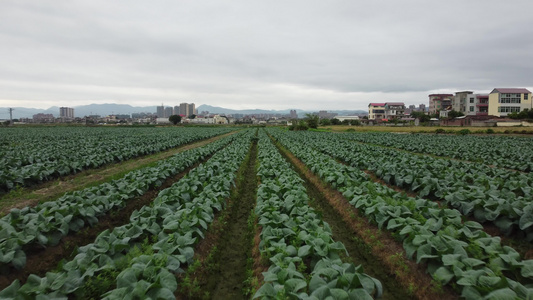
331, 118, 341, 125
350, 119, 361, 126
448, 110, 464, 119
288, 120, 309, 131
411, 111, 431, 123
509, 109, 533, 119
410, 111, 430, 123
169, 115, 182, 125
305, 113, 319, 129
319, 118, 331, 126
188, 114, 196, 119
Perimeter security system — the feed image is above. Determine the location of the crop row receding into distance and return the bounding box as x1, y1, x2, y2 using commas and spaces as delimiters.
1, 126, 532, 299
268, 128, 533, 299
0, 127, 233, 193
0, 131, 238, 273
0, 129, 254, 299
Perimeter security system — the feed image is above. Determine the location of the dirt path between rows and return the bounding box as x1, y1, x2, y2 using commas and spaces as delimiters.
209, 141, 258, 300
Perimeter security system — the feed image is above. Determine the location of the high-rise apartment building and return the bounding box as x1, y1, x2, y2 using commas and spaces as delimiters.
156, 105, 165, 118
60, 107, 74, 119
179, 103, 188, 116
290, 110, 298, 119
189, 103, 196, 116
164, 107, 173, 118
178, 103, 196, 117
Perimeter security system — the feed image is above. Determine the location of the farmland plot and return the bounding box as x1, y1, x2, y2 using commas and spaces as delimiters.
269, 128, 533, 299
0, 130, 254, 298
283, 130, 533, 241
3, 126, 532, 299
253, 131, 382, 299
344, 132, 533, 171
0, 132, 238, 272
0, 127, 233, 192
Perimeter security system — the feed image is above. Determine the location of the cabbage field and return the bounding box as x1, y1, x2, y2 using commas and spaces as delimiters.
0, 127, 233, 192
0, 126, 532, 299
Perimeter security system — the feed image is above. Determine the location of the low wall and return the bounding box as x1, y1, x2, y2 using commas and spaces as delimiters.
497, 121, 533, 127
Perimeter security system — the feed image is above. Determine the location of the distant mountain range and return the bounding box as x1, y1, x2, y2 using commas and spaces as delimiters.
196, 105, 367, 117
1, 103, 367, 119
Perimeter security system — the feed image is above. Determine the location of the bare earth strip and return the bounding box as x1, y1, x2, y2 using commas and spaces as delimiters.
175, 139, 259, 300
0, 131, 236, 216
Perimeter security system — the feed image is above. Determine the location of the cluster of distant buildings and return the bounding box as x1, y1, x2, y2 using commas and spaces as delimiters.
19, 104, 309, 125
367, 88, 532, 122
156, 103, 197, 118
12, 87, 531, 126
26, 107, 75, 123
368, 103, 426, 120
429, 88, 532, 118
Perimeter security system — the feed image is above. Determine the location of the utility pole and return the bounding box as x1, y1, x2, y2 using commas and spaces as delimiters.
8, 108, 14, 126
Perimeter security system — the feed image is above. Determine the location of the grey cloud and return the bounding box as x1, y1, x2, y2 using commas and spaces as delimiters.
1, 0, 532, 110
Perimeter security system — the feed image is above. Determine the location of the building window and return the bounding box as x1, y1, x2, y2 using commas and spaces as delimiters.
498, 106, 521, 113
470, 98, 474, 103
525, 93, 529, 100
499, 95, 521, 104
470, 106, 474, 112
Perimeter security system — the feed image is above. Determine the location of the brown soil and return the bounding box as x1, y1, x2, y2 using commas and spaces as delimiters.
0, 132, 236, 216
274, 141, 459, 300
0, 152, 215, 290
176, 140, 259, 300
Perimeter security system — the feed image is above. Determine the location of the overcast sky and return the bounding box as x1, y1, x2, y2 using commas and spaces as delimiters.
1, 0, 532, 111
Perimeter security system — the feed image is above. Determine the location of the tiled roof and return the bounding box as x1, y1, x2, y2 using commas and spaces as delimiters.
385, 102, 405, 106
369, 103, 386, 107
491, 88, 531, 94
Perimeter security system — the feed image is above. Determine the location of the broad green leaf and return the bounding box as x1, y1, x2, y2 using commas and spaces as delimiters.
253, 283, 276, 299
433, 266, 454, 285
284, 278, 307, 293
483, 288, 517, 300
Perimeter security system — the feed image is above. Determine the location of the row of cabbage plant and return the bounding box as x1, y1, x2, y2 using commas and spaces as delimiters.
285, 130, 533, 241
253, 131, 382, 299
0, 127, 233, 192
0, 130, 254, 299
0, 132, 238, 270
269, 128, 533, 300
344, 132, 533, 172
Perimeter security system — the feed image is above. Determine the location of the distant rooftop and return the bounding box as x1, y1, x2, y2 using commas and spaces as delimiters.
428, 94, 453, 97
368, 103, 386, 107
491, 88, 531, 94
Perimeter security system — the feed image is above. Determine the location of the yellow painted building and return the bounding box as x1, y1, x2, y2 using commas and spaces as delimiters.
368, 103, 386, 120
488, 88, 532, 117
